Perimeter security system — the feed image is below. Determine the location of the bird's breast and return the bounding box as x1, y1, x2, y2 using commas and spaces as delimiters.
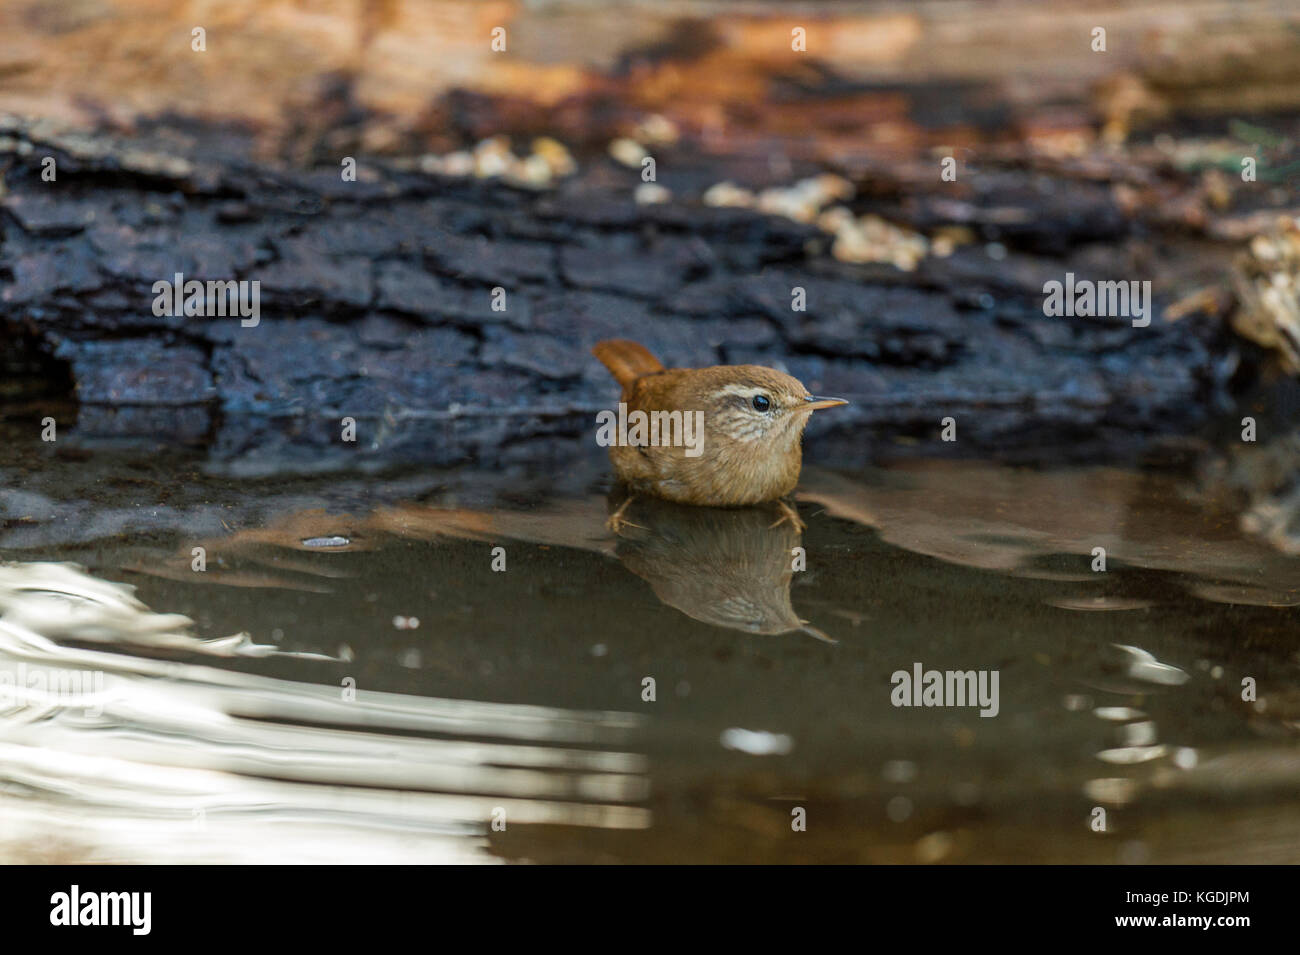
618, 441, 800, 507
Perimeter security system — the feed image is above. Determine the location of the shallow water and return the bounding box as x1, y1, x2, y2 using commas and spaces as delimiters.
2, 431, 1299, 863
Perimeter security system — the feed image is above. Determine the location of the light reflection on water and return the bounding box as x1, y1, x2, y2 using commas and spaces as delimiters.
0, 563, 649, 864
2, 459, 1300, 863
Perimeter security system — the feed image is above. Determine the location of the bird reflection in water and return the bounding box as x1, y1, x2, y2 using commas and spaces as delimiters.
609, 494, 834, 643
134, 490, 837, 644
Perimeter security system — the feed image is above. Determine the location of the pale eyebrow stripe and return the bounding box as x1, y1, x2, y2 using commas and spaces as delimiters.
716, 383, 761, 398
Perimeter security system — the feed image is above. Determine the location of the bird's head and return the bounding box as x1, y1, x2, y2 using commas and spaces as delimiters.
696, 366, 848, 450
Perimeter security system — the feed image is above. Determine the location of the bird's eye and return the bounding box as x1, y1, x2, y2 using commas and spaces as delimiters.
751, 394, 771, 412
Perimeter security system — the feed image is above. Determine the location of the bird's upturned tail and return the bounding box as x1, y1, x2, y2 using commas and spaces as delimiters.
592, 339, 664, 389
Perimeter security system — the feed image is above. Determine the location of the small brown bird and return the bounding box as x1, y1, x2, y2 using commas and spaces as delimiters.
592, 339, 847, 529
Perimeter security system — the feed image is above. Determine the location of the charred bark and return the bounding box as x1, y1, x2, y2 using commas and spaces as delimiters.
0, 117, 1242, 473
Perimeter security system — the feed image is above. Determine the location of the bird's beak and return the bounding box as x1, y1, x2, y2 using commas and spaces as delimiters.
800, 395, 849, 412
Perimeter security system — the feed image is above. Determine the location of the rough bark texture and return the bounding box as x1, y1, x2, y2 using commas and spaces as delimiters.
0, 114, 1244, 472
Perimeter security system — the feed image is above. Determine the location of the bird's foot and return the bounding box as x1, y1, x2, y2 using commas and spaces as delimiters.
605, 495, 644, 534
769, 499, 806, 533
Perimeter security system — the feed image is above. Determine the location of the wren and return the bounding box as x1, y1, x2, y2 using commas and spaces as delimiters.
593, 339, 847, 529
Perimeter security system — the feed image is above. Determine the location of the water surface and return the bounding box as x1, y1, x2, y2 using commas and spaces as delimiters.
2, 433, 1298, 863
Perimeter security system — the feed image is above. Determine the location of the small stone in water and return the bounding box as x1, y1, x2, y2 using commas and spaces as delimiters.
720, 727, 792, 755
301, 536, 349, 548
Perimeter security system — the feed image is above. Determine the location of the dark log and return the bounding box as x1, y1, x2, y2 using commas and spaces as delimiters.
0, 115, 1241, 474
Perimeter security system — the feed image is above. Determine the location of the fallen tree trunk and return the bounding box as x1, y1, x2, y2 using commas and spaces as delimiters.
0, 113, 1246, 474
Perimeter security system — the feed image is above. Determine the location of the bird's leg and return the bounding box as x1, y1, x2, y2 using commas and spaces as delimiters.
605, 493, 644, 534
769, 498, 806, 533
